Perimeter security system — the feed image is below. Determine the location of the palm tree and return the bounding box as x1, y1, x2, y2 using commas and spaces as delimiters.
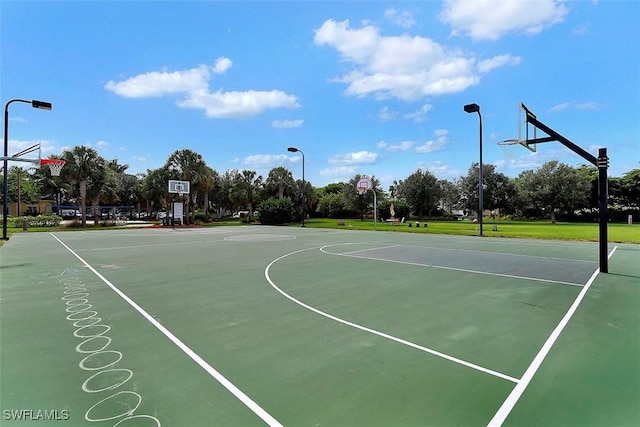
231, 170, 263, 216
61, 146, 103, 226
265, 166, 295, 199
166, 149, 208, 224
143, 167, 171, 216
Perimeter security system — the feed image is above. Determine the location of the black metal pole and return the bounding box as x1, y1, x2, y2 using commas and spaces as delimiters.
478, 110, 483, 237
171, 194, 175, 229
3, 103, 10, 240
301, 151, 305, 227
598, 148, 609, 273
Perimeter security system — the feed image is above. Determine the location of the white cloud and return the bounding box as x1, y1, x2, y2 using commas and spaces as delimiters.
241, 154, 288, 167
328, 151, 378, 165
378, 106, 399, 121
416, 129, 449, 153
477, 55, 521, 73
176, 89, 298, 119
213, 57, 233, 74
314, 19, 518, 101
550, 101, 601, 112
384, 8, 416, 29
105, 58, 299, 119
272, 119, 304, 128
440, 0, 569, 41
386, 140, 415, 152
319, 165, 358, 179
403, 104, 432, 122
96, 140, 110, 149
379, 129, 449, 154
424, 160, 463, 179
105, 64, 213, 97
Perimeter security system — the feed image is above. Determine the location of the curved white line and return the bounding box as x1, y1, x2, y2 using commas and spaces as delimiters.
264, 245, 518, 383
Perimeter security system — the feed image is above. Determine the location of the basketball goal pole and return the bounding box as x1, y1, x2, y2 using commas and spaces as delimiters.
524, 110, 609, 273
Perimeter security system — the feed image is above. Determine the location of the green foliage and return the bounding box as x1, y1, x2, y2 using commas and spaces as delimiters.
395, 169, 441, 218
8, 214, 62, 227
316, 193, 347, 218
378, 200, 410, 220
257, 197, 294, 225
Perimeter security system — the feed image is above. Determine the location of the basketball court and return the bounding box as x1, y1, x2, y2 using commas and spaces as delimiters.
1, 226, 638, 426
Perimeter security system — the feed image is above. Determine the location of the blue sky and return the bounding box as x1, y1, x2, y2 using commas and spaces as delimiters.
2, 1, 638, 190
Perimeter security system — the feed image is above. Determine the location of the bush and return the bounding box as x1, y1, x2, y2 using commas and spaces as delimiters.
7, 214, 62, 228
316, 193, 347, 218
257, 197, 295, 225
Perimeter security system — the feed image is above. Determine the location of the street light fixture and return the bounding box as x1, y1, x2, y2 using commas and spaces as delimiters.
287, 146, 305, 227
3, 99, 52, 240
464, 103, 483, 237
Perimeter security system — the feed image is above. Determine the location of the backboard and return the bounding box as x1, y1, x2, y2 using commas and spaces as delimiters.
168, 180, 190, 195
356, 177, 372, 194
518, 103, 537, 152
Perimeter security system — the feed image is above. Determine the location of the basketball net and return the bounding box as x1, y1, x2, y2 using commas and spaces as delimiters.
40, 159, 66, 176
497, 139, 521, 160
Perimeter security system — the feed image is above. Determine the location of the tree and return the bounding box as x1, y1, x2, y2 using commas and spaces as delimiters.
265, 167, 295, 200
438, 179, 460, 213
459, 163, 515, 217
316, 193, 346, 218
85, 155, 113, 224
514, 161, 590, 222
395, 169, 441, 218
620, 169, 640, 207
6, 167, 41, 214
230, 170, 263, 218
61, 146, 104, 226
33, 155, 69, 207
166, 149, 208, 224
142, 167, 171, 215
343, 174, 382, 220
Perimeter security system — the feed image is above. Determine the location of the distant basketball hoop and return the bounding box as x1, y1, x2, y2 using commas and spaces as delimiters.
40, 159, 66, 176
356, 177, 372, 195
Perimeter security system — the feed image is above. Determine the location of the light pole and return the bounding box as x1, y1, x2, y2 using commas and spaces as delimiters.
3, 99, 52, 240
287, 146, 305, 227
464, 103, 483, 236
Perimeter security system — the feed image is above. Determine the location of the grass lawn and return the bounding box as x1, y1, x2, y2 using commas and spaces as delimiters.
298, 218, 640, 244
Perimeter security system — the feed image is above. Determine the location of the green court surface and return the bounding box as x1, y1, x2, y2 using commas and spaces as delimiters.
1, 227, 638, 426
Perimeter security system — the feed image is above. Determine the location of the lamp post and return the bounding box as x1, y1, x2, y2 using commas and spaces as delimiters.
287, 146, 305, 227
3, 99, 52, 240
464, 103, 483, 237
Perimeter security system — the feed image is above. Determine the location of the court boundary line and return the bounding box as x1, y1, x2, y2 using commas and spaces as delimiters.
487, 245, 618, 426
390, 242, 600, 265
321, 244, 584, 287
50, 233, 283, 427
264, 246, 519, 384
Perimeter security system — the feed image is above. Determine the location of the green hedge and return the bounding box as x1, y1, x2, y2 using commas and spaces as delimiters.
257, 197, 294, 225
6, 215, 62, 227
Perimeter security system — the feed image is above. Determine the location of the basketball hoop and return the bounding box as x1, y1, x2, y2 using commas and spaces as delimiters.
356, 177, 372, 195
40, 159, 66, 176
497, 139, 521, 159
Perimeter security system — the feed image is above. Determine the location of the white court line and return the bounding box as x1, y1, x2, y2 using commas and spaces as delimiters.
487, 246, 618, 426
50, 233, 283, 427
392, 242, 599, 265
321, 245, 584, 287
265, 246, 519, 384
76, 239, 226, 252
